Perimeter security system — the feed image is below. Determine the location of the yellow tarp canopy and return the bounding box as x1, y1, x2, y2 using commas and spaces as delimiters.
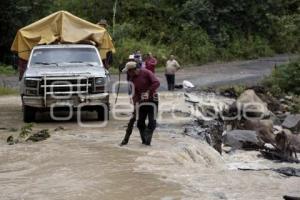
11, 10, 115, 60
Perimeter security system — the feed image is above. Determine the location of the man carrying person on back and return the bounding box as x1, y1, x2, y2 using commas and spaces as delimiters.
120, 61, 160, 146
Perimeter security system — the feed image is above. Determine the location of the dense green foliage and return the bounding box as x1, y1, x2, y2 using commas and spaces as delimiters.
0, 65, 17, 75
0, 0, 299, 67
263, 59, 300, 95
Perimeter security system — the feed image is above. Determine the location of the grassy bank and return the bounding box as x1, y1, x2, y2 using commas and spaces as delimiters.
0, 87, 18, 96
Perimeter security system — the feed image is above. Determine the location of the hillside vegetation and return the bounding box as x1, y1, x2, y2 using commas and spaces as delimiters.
0, 0, 299, 67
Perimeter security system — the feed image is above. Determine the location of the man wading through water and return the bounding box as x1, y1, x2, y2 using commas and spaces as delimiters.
120, 61, 160, 146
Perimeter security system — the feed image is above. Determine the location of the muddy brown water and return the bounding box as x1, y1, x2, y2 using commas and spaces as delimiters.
0, 93, 300, 200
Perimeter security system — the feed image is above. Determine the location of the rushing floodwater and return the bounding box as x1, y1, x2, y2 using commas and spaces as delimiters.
0, 94, 299, 200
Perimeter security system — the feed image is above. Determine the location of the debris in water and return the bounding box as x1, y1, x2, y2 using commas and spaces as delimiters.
54, 126, 65, 132
274, 167, 300, 177
260, 149, 299, 163
283, 195, 300, 200
8, 127, 18, 132
20, 123, 33, 138
7, 124, 50, 145
238, 167, 300, 177
26, 129, 50, 142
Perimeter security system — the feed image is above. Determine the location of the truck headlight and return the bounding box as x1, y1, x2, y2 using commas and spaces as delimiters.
25, 80, 38, 88
95, 77, 106, 85
26, 89, 37, 96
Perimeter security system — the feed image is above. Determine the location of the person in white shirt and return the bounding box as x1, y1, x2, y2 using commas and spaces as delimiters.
165, 55, 180, 91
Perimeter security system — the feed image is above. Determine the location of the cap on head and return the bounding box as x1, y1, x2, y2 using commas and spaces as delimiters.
122, 61, 137, 72
97, 19, 108, 27
128, 54, 135, 60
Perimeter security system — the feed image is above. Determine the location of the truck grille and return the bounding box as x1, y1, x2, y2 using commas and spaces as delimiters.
39, 77, 93, 96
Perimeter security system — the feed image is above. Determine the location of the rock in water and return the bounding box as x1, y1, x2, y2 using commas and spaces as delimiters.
26, 129, 50, 142
282, 114, 300, 132
223, 130, 262, 150
237, 89, 270, 118
269, 112, 282, 125
6, 136, 18, 145
54, 126, 65, 132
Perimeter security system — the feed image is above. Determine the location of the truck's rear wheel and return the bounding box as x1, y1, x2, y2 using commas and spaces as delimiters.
23, 106, 36, 123
96, 105, 109, 121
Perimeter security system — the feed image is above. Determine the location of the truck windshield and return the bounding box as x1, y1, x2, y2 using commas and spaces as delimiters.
30, 48, 102, 66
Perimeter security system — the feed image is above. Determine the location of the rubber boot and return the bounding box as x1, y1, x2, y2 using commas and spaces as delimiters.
120, 116, 136, 146
144, 128, 154, 146
138, 128, 147, 144
120, 140, 128, 146
120, 127, 133, 146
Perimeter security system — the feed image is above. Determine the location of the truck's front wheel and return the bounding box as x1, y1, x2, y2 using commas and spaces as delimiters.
23, 106, 36, 123
96, 105, 109, 121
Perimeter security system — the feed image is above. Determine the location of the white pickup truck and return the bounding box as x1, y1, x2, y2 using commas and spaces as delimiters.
20, 44, 110, 122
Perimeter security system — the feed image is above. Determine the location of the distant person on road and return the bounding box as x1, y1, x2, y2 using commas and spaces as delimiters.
145, 52, 158, 73
120, 61, 160, 146
165, 55, 180, 91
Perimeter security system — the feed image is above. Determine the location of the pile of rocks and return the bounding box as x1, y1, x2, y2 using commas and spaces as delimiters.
184, 88, 300, 162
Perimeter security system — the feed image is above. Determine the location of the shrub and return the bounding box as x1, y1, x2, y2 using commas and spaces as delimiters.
267, 14, 300, 53
263, 59, 300, 95
110, 23, 136, 42
0, 64, 17, 76
223, 35, 274, 60
289, 95, 300, 114
171, 25, 216, 64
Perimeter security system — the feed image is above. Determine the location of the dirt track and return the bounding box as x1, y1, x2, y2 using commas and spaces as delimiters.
0, 54, 297, 90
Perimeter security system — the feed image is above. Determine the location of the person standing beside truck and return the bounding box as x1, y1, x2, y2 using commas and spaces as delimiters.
165, 55, 180, 91
120, 61, 160, 146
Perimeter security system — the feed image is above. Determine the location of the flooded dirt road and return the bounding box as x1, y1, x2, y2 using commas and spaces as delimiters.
0, 93, 300, 200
